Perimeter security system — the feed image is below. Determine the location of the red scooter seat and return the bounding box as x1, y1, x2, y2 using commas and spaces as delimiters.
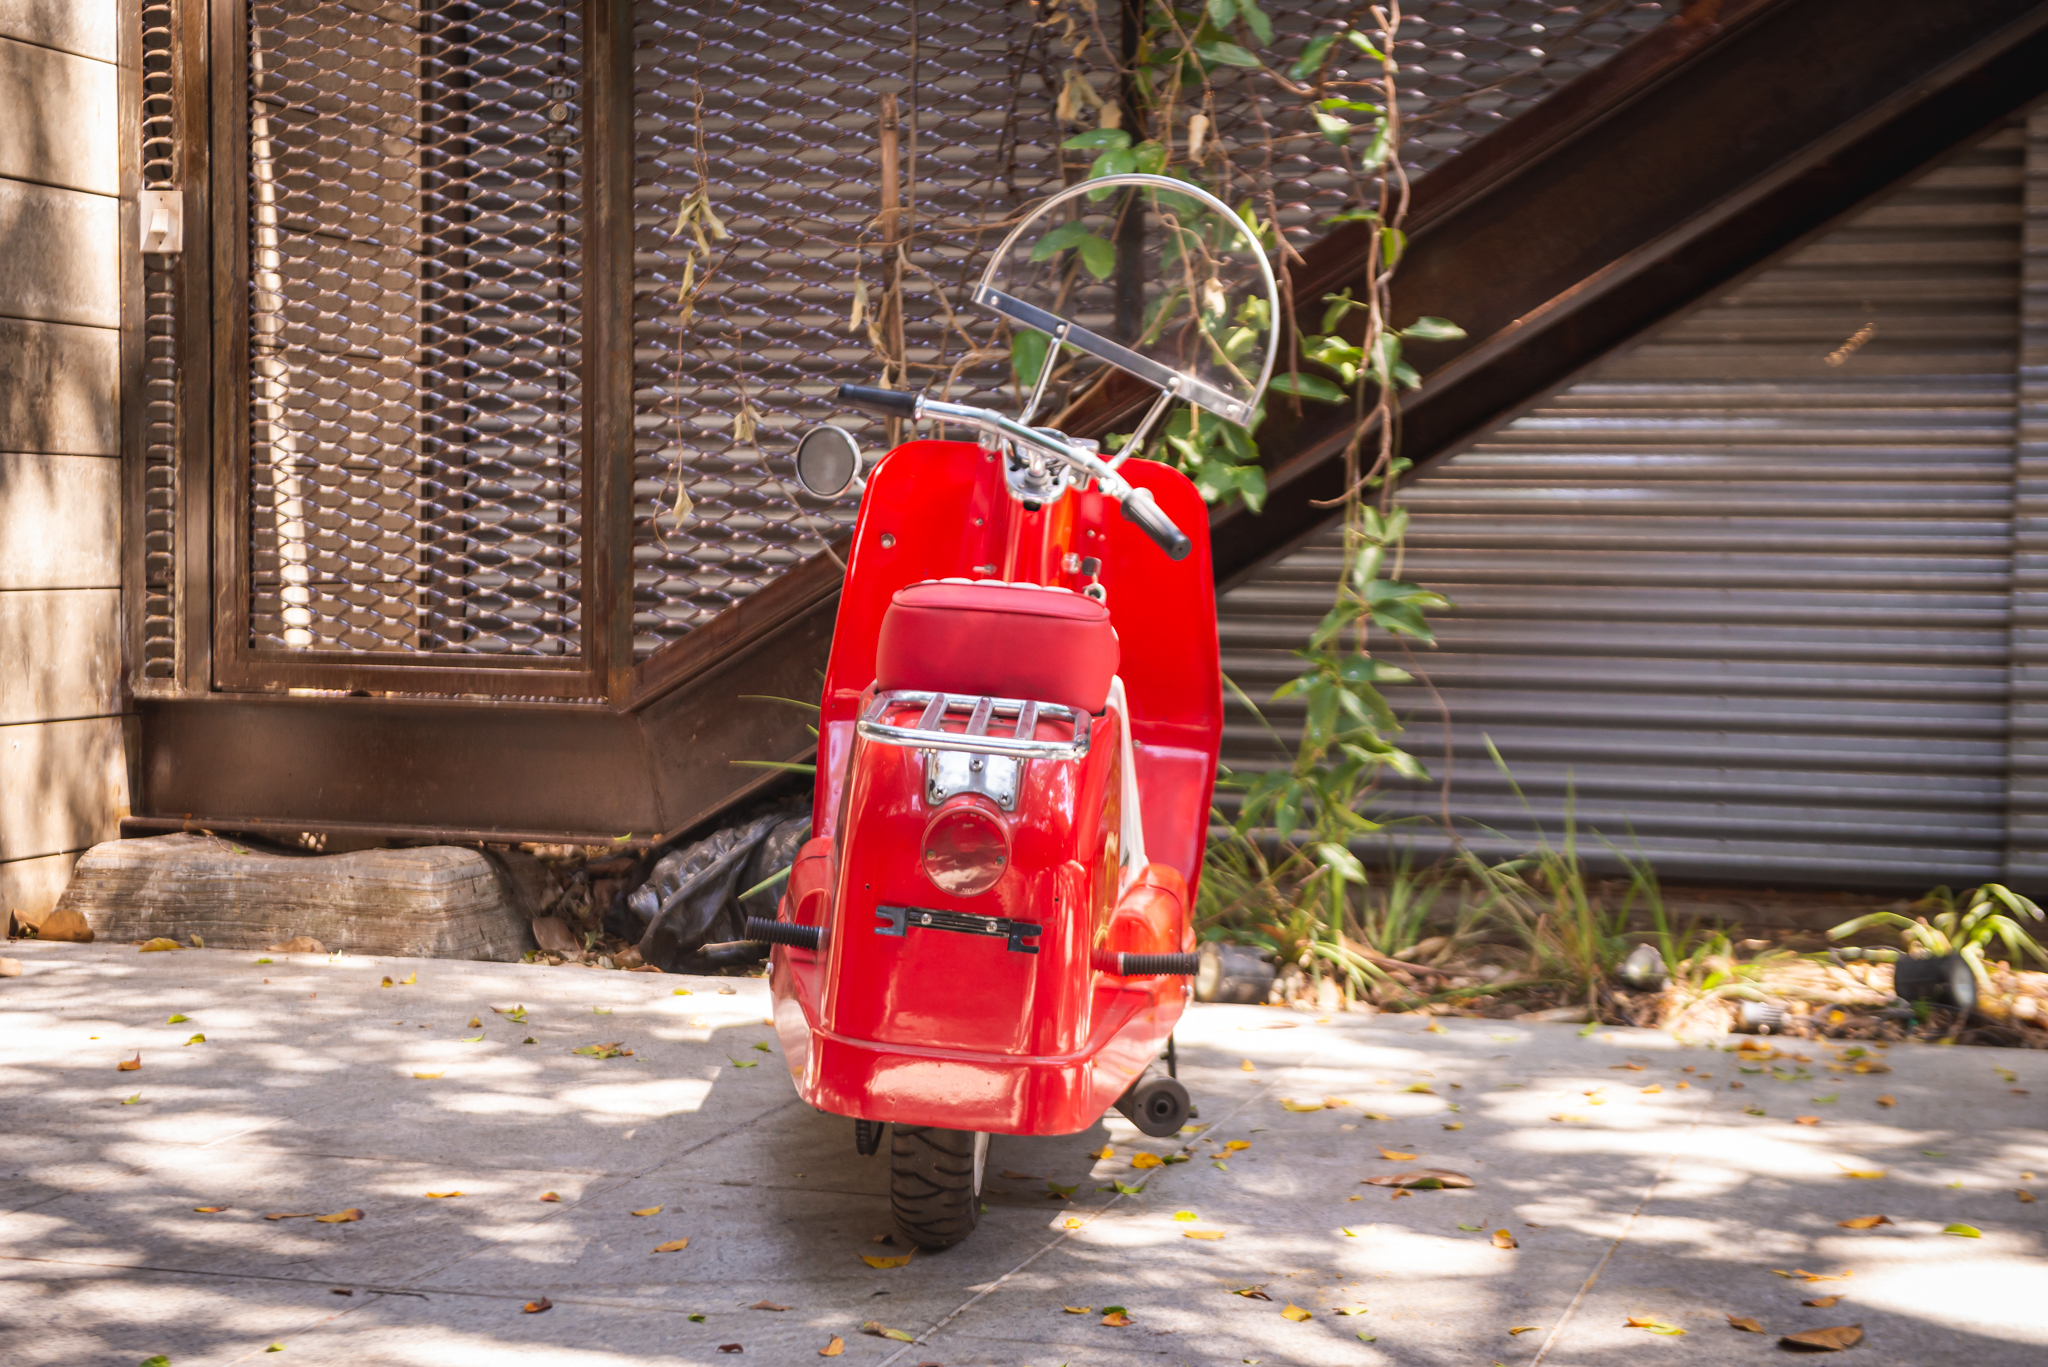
875, 579, 1118, 715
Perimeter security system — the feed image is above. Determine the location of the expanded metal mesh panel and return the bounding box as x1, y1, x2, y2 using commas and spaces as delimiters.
140, 0, 178, 681
628, 1, 1670, 658
244, 1, 586, 658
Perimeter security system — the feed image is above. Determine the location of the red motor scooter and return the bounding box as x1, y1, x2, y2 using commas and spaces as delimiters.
756, 174, 1279, 1248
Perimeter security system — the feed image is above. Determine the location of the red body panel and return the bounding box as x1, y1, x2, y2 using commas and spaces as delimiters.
769, 439, 1222, 1135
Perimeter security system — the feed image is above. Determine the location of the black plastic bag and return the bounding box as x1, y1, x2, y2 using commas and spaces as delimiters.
626, 804, 809, 970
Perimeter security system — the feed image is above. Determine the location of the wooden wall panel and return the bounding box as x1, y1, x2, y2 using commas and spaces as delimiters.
0, 180, 117, 328
0, 317, 118, 456
0, 452, 120, 589
0, 35, 117, 195
0, 588, 120, 725
0, 715, 129, 863
0, 2, 116, 61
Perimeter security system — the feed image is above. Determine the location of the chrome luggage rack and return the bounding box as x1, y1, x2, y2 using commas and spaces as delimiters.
856, 690, 1090, 762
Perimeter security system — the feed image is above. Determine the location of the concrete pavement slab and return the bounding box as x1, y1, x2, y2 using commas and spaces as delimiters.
1, 941, 2041, 1365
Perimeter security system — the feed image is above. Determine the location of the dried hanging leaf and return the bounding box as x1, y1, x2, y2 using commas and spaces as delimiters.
1241, 1059, 1257, 1071
1224, 1140, 1251, 1152
1131, 1152, 1165, 1169
140, 938, 182, 952
412, 1071, 443, 1080
1943, 1223, 1981, 1238
1183, 1229, 1225, 1240
749, 1301, 790, 1311
1281, 1304, 1313, 1322
1101, 1309, 1133, 1327
655, 1239, 690, 1252
1727, 1315, 1764, 1333
860, 1321, 914, 1342
860, 1252, 914, 1269
631, 1206, 663, 1216
426, 1191, 462, 1199
1625, 1315, 1685, 1335
118, 1054, 141, 1072
1378, 1147, 1418, 1161
819, 1335, 845, 1357
1779, 1325, 1863, 1351
1362, 1169, 1473, 1190
1837, 1215, 1891, 1229
1803, 1296, 1841, 1308
523, 1297, 552, 1314
539, 1191, 561, 1202
315, 1209, 363, 1224
1492, 1229, 1517, 1249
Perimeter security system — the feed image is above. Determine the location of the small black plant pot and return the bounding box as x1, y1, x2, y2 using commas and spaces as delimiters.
1892, 953, 1976, 1018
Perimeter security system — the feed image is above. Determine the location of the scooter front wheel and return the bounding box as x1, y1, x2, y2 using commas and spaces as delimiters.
889, 1126, 987, 1249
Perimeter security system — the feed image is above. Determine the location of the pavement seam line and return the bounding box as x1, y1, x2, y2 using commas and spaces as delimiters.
873, 1037, 1328, 1367
1521, 1085, 1716, 1367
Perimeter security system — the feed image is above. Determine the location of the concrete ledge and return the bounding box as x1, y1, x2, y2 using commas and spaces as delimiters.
53, 834, 546, 962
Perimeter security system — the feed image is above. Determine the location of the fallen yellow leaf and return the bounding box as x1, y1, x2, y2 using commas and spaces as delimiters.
1493, 1229, 1517, 1249
381, 977, 394, 988
1182, 1229, 1225, 1240
631, 1206, 662, 1216
411, 1071, 443, 1080
1062, 1306, 1090, 1315
400, 972, 417, 985
818, 1335, 844, 1357
860, 1321, 913, 1342
1241, 1059, 1256, 1071
1625, 1315, 1685, 1335
1131, 1152, 1164, 1169
1224, 1139, 1251, 1152
1875, 1094, 1896, 1107
1803, 1296, 1840, 1308
1101, 1309, 1132, 1327
1641, 1084, 1662, 1094
523, 1297, 551, 1314
1089, 1144, 1114, 1160
1172, 1210, 1198, 1221
1404, 1082, 1435, 1094
314, 1208, 362, 1223
1727, 1314, 1764, 1333
140, 938, 181, 952
1280, 1099, 1326, 1112
1063, 1216, 1083, 1229
1378, 1147, 1418, 1161
193, 1205, 229, 1213
1509, 1325, 1541, 1336
538, 1192, 560, 1202
117, 1054, 141, 1072
425, 1191, 462, 1199
1837, 1215, 1891, 1229
1281, 1304, 1312, 1322
860, 1252, 914, 1269
655, 1239, 690, 1252
1839, 1168, 1886, 1180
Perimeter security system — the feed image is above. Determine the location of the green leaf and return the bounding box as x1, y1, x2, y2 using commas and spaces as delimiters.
1062, 128, 1132, 151
1012, 329, 1049, 388
1237, 1, 1273, 47
1132, 139, 1169, 176
140, 1358, 171, 1367
1309, 598, 1367, 650
167, 1014, 189, 1024
1401, 315, 1465, 342
1325, 209, 1380, 227
1269, 372, 1349, 404
1943, 1222, 1982, 1238
1345, 30, 1387, 62
1195, 40, 1262, 69
1361, 119, 1393, 170
1310, 842, 1367, 884
1032, 220, 1117, 280
1204, 0, 1238, 27
1381, 225, 1407, 269
1290, 33, 1337, 80
1312, 109, 1353, 147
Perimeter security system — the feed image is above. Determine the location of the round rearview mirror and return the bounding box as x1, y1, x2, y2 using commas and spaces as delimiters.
794, 424, 863, 499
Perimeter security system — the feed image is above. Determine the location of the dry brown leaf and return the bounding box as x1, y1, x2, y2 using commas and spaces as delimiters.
818, 1335, 844, 1357
1492, 1228, 1517, 1249
263, 1213, 316, 1221
631, 1206, 663, 1216
1509, 1325, 1541, 1335
655, 1239, 690, 1252
1281, 1304, 1313, 1322
1727, 1314, 1764, 1333
193, 1205, 229, 1214
1780, 1325, 1863, 1352
1182, 1229, 1225, 1240
1362, 1169, 1473, 1190
117, 1054, 141, 1072
717, 1346, 742, 1354
1803, 1296, 1841, 1308
1377, 1147, 1418, 1161
2019, 1189, 2036, 1203
1232, 1287, 1272, 1300
1390, 1189, 1411, 1201
139, 938, 181, 952
523, 1297, 552, 1314
1611, 1062, 1645, 1071
1837, 1215, 1891, 1229
1875, 1094, 1896, 1107
750, 1300, 789, 1311
539, 1191, 561, 1202
1101, 1309, 1133, 1327
314, 1208, 363, 1223
1796, 1116, 1821, 1126
860, 1253, 914, 1269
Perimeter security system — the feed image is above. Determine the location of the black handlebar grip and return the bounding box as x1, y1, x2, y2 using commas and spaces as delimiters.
836, 383, 919, 419
1119, 487, 1194, 561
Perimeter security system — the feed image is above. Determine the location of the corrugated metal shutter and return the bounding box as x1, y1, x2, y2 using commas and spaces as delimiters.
1219, 122, 2029, 889
2011, 108, 2048, 883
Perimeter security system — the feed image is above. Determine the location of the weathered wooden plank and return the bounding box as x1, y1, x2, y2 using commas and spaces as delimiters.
0, 452, 119, 589
55, 834, 543, 961
0, 36, 117, 195
0, 317, 118, 455
0, 588, 119, 724
0, 179, 117, 327
0, 847, 76, 932
0, 714, 127, 861
0, 0, 116, 62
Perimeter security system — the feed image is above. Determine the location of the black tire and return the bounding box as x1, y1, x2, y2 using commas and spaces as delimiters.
889, 1126, 987, 1249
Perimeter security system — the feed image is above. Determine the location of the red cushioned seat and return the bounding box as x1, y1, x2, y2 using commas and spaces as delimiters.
875, 580, 1118, 715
